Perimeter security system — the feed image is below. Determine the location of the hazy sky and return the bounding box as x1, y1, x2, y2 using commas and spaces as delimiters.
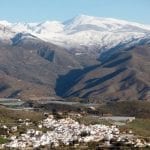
0, 0, 149, 24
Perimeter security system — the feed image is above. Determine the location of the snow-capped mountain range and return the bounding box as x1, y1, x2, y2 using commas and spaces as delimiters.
0, 15, 150, 55
0, 15, 150, 101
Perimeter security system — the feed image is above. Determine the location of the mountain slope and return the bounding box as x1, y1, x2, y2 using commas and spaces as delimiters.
0, 38, 84, 100
55, 45, 150, 102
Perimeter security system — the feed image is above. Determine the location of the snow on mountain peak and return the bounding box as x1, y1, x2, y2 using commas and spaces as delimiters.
36, 21, 64, 33
0, 20, 12, 26
64, 15, 150, 32
0, 15, 150, 53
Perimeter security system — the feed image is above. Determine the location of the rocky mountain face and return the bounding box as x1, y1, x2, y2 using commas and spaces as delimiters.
55, 45, 150, 102
0, 15, 150, 101
0, 38, 85, 100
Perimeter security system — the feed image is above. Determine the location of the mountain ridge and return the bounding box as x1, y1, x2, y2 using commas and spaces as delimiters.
0, 15, 150, 101
0, 15, 150, 56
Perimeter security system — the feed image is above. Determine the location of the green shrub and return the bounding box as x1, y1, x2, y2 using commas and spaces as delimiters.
0, 136, 8, 144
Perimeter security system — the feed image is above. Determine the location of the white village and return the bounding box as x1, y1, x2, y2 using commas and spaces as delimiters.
0, 113, 149, 149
